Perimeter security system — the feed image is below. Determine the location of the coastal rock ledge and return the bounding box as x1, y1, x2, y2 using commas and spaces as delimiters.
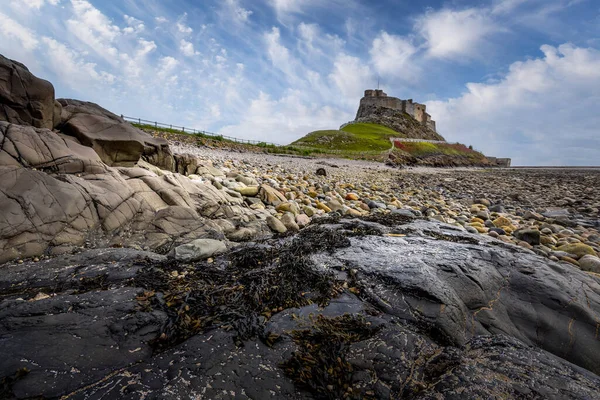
1, 219, 600, 399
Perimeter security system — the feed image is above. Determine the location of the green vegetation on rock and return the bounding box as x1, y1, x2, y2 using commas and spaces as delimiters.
292, 123, 400, 153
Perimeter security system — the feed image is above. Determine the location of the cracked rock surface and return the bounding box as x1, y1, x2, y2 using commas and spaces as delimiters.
1, 218, 599, 399
0, 121, 271, 263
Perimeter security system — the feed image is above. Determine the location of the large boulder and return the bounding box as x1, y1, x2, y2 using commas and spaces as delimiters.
57, 99, 174, 169
0, 54, 58, 129
1, 232, 600, 399
0, 122, 269, 263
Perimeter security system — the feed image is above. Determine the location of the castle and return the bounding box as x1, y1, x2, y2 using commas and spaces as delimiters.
358, 90, 437, 132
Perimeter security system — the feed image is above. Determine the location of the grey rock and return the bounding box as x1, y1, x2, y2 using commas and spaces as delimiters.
281, 212, 300, 232
579, 255, 600, 273
514, 228, 541, 246
58, 99, 174, 169
266, 216, 287, 233
489, 204, 506, 213
0, 54, 56, 129
173, 239, 227, 262
391, 208, 417, 218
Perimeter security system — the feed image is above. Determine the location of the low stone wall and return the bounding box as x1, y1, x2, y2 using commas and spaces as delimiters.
390, 137, 448, 144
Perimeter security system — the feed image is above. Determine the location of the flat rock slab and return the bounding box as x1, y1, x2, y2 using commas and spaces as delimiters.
1, 220, 600, 399
313, 220, 600, 375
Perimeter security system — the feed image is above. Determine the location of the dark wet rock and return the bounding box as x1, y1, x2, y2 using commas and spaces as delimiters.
1, 220, 600, 399
316, 167, 327, 176
0, 54, 57, 129
311, 220, 600, 376
514, 228, 541, 245
488, 204, 506, 213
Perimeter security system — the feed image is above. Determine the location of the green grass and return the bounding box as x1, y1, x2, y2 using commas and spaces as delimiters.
292, 123, 402, 153
132, 123, 224, 141
393, 141, 486, 160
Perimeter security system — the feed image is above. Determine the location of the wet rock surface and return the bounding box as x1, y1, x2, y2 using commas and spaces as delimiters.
1, 217, 599, 399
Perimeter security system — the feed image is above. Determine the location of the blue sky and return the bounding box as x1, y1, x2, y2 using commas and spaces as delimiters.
1, 0, 599, 165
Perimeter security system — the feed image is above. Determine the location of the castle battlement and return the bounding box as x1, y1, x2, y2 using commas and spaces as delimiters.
357, 89, 436, 132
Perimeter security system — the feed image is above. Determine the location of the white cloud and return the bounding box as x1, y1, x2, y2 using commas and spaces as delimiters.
40, 36, 116, 86
270, 0, 303, 17
0, 12, 39, 51
491, 0, 529, 14
427, 44, 600, 165
123, 15, 145, 34
70, 0, 120, 41
66, 0, 120, 62
219, 90, 352, 144
224, 0, 253, 23
177, 23, 193, 35
416, 8, 500, 60
370, 32, 419, 81
328, 53, 373, 101
157, 56, 180, 80
180, 39, 198, 56
264, 27, 295, 79
155, 16, 168, 24
177, 15, 193, 36
137, 39, 157, 57
17, 0, 60, 9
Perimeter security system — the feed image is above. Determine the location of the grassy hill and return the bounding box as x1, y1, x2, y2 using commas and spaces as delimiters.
291, 123, 402, 153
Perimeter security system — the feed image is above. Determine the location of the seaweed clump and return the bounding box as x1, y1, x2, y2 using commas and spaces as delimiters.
134, 225, 351, 351
281, 314, 380, 400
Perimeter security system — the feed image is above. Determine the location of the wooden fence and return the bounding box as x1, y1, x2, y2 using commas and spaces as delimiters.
121, 115, 279, 147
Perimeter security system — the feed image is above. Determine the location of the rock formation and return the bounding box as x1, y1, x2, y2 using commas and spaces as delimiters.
0, 55, 61, 129
58, 99, 174, 169
0, 55, 272, 263
1, 219, 599, 398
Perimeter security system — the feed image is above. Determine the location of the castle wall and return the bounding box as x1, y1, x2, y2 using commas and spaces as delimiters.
357, 89, 437, 132
403, 100, 415, 117
359, 96, 403, 111
414, 104, 427, 125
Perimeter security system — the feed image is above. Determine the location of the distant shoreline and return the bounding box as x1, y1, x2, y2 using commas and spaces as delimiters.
510, 166, 600, 169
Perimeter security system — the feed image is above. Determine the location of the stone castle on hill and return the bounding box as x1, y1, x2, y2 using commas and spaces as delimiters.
350, 89, 445, 142
359, 89, 437, 132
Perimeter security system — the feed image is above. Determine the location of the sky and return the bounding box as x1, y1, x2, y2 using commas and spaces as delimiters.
0, 0, 599, 166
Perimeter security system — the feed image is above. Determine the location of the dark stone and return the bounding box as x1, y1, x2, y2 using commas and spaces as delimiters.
489, 204, 506, 213
316, 167, 327, 176
0, 54, 56, 129
489, 227, 507, 235
2, 221, 600, 399
514, 228, 541, 246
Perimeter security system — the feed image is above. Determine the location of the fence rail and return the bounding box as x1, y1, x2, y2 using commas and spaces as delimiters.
121, 115, 279, 147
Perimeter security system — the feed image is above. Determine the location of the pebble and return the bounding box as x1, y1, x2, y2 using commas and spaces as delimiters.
266, 216, 287, 233
167, 142, 600, 270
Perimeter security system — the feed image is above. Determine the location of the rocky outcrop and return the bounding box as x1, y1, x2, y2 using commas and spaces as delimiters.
0, 122, 271, 263
355, 104, 445, 141
0, 55, 59, 129
58, 99, 174, 169
1, 218, 599, 398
